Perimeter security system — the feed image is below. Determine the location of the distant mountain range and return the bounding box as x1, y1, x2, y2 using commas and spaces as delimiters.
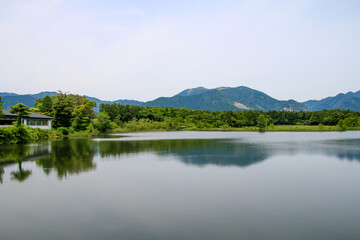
1, 87, 359, 112
144, 86, 307, 111
302, 90, 360, 111
0, 92, 143, 112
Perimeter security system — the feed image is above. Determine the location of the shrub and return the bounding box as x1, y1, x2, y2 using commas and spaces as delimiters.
56, 127, 70, 136
0, 126, 50, 144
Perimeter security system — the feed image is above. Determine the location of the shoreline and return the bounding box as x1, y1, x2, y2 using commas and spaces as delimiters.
1, 125, 360, 146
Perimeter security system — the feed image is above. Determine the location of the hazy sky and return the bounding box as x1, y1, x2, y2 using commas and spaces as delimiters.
1, 0, 359, 102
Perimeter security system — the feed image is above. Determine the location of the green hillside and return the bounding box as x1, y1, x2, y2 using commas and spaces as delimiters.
143, 86, 308, 111
1, 92, 143, 112
175, 87, 210, 97
303, 91, 360, 111
2, 88, 359, 112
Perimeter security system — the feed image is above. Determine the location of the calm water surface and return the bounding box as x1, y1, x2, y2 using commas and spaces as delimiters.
1, 131, 360, 240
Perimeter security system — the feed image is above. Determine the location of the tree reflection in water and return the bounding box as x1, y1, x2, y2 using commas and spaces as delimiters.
0, 167, 4, 184
0, 139, 97, 182
36, 139, 97, 179
11, 161, 32, 182
1, 134, 360, 184
9, 145, 32, 182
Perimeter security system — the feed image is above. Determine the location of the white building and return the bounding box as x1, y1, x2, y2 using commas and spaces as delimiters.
0, 110, 53, 130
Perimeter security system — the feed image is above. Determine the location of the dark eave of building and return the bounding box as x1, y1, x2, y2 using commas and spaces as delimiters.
1, 110, 54, 119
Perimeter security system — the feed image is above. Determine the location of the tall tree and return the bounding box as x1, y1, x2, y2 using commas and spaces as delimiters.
10, 103, 30, 126
256, 114, 269, 131
72, 98, 96, 131
40, 95, 53, 115
52, 92, 74, 128
94, 112, 112, 133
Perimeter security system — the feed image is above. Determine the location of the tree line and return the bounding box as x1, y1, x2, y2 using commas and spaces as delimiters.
2, 92, 360, 141
98, 103, 360, 131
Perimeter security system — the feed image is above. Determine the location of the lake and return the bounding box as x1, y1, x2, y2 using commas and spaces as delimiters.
1, 131, 360, 240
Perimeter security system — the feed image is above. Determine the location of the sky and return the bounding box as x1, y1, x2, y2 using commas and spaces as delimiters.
0, 0, 359, 102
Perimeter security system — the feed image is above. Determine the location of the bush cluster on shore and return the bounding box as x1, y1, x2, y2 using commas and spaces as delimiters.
0, 125, 50, 144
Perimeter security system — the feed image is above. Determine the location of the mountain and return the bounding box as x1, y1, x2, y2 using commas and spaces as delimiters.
1, 88, 359, 112
0, 92, 18, 97
2, 95, 37, 110
175, 87, 210, 97
143, 86, 308, 111
1, 92, 58, 110
302, 91, 360, 111
0, 91, 143, 112
31, 91, 57, 99
84, 96, 143, 112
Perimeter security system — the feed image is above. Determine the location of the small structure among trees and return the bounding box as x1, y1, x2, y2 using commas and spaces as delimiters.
0, 108, 53, 130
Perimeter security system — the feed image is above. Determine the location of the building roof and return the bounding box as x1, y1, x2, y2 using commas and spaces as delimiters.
1, 110, 53, 119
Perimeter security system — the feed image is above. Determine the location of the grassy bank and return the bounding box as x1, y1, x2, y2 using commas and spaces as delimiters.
184, 125, 360, 132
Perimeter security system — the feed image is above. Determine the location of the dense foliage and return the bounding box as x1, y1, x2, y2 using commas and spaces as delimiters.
100, 103, 360, 131
10, 103, 31, 126
34, 92, 97, 131
0, 125, 50, 144
34, 95, 53, 116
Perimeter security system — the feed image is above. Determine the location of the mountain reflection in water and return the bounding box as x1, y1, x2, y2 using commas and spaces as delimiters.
98, 139, 271, 167
0, 133, 360, 184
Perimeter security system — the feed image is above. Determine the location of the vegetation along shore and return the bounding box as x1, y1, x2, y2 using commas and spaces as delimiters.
1, 92, 359, 145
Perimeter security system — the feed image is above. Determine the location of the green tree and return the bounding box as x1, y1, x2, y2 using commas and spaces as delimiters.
94, 112, 112, 133
339, 116, 360, 130
72, 99, 96, 131
10, 103, 31, 126
52, 92, 74, 128
257, 114, 269, 131
39, 95, 53, 116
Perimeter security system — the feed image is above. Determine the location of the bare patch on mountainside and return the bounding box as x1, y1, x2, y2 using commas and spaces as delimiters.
234, 102, 250, 110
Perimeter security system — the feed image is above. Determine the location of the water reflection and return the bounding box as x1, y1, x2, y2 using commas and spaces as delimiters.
0, 139, 97, 182
35, 139, 96, 179
0, 143, 50, 164
97, 136, 360, 167
0, 167, 4, 184
260, 138, 360, 162
319, 139, 360, 161
11, 161, 32, 182
0, 133, 360, 184
98, 139, 271, 167
0, 144, 40, 183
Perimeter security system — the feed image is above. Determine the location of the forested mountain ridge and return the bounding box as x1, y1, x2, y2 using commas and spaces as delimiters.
84, 96, 143, 112
1, 87, 359, 112
302, 91, 360, 111
0, 92, 57, 110
143, 86, 308, 111
0, 92, 143, 112
175, 87, 210, 97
